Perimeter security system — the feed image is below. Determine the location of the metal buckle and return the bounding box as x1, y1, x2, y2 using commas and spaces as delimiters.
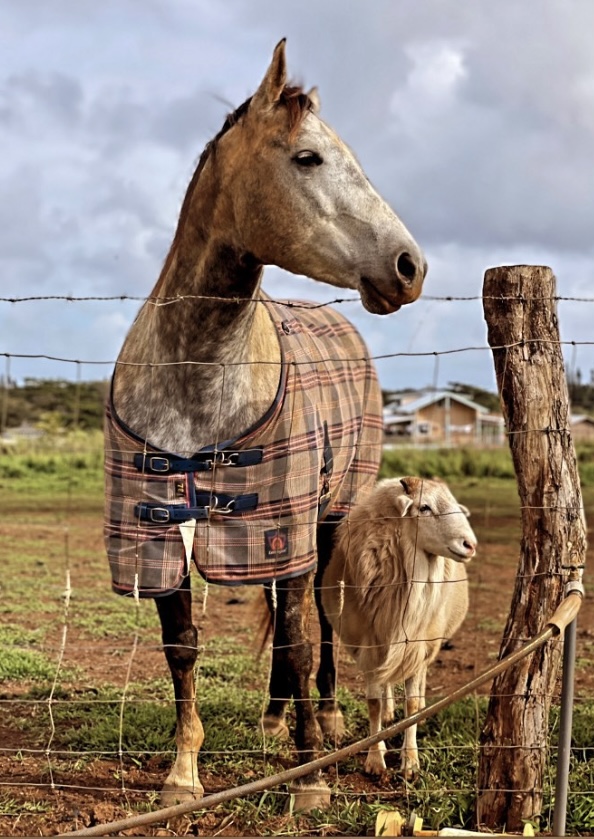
149, 507, 170, 523
206, 495, 236, 514
149, 456, 170, 473
216, 498, 236, 514
205, 451, 239, 469
217, 452, 239, 467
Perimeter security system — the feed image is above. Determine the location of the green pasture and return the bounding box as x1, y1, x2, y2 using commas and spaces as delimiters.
1, 437, 593, 834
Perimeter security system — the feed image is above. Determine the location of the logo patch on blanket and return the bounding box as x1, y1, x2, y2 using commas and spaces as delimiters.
265, 527, 289, 559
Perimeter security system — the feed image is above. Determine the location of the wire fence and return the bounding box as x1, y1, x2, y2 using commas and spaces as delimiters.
0, 288, 592, 836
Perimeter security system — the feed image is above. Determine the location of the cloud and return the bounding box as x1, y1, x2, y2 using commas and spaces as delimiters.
1, 0, 593, 391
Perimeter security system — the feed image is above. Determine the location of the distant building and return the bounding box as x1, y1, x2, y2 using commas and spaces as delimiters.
570, 414, 594, 443
383, 389, 504, 446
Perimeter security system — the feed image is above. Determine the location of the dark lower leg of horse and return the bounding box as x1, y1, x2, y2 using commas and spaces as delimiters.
261, 584, 291, 738
155, 581, 204, 805
276, 574, 331, 811
314, 520, 345, 741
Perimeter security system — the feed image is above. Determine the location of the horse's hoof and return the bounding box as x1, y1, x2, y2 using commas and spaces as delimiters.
316, 708, 346, 742
159, 782, 204, 807
287, 781, 331, 813
261, 713, 290, 739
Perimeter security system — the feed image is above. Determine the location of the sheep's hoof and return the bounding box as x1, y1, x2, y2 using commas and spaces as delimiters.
316, 708, 346, 742
261, 713, 289, 739
159, 782, 204, 807
364, 752, 388, 776
400, 757, 420, 781
288, 781, 331, 812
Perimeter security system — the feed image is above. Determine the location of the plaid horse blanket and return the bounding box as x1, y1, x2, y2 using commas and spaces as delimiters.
104, 297, 383, 596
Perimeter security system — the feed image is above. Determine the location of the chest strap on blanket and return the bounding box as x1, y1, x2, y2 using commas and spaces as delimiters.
135, 492, 259, 524
133, 448, 263, 475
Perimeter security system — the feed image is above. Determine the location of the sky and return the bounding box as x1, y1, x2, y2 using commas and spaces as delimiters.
1, 0, 593, 394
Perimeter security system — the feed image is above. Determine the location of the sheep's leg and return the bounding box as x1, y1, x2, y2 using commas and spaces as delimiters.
314, 519, 345, 741
401, 667, 426, 779
382, 684, 395, 725
155, 581, 204, 805
364, 681, 387, 775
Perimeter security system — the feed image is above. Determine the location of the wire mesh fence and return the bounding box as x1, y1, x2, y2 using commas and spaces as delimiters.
0, 289, 592, 836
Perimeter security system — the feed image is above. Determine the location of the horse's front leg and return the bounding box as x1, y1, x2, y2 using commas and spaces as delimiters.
274, 572, 331, 812
261, 584, 291, 739
155, 579, 204, 805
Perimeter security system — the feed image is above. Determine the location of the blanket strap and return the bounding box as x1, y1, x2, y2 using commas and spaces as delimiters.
318, 420, 334, 518
135, 492, 259, 524
133, 448, 263, 475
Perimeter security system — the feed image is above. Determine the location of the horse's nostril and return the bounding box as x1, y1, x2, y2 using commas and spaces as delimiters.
396, 251, 417, 281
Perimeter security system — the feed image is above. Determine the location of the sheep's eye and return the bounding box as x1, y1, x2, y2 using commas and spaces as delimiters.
293, 150, 323, 167
419, 504, 432, 514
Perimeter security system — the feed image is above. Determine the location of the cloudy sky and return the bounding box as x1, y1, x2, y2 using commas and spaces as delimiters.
1, 0, 593, 394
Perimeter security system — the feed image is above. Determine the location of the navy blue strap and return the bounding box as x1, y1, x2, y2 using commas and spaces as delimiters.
133, 448, 263, 475
135, 492, 259, 524
318, 420, 334, 519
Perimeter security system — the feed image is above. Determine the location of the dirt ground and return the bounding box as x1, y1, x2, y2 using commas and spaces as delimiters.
0, 503, 592, 837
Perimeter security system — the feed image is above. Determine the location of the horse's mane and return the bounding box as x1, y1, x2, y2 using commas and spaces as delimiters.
154, 85, 314, 292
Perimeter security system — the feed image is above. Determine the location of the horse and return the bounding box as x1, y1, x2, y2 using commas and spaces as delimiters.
104, 39, 427, 812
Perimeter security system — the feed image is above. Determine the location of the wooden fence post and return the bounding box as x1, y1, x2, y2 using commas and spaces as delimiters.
478, 265, 587, 830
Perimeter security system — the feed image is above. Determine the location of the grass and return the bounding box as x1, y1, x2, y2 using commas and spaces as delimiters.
3, 660, 594, 834
1, 437, 594, 834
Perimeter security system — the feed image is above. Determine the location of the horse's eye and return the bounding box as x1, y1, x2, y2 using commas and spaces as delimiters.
419, 504, 432, 514
293, 150, 323, 167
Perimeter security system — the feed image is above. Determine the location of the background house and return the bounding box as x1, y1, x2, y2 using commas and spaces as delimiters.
570, 415, 594, 443
383, 389, 504, 446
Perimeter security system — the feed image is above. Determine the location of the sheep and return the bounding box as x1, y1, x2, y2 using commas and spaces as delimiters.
321, 476, 477, 778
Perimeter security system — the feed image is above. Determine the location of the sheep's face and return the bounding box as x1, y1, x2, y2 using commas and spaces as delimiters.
387, 476, 477, 563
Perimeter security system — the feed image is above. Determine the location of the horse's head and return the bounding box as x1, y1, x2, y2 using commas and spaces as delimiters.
193, 40, 427, 314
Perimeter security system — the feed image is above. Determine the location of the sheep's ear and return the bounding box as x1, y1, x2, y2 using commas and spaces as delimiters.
459, 504, 471, 518
251, 39, 287, 113
394, 495, 414, 517
399, 478, 410, 495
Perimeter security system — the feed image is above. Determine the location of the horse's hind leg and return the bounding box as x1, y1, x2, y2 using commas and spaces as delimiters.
274, 572, 331, 812
314, 519, 345, 741
155, 579, 204, 805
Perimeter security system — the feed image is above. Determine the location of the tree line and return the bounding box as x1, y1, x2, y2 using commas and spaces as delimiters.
0, 378, 109, 432
2, 373, 592, 436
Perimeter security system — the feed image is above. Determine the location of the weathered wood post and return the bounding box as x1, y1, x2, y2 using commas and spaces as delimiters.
478, 265, 587, 830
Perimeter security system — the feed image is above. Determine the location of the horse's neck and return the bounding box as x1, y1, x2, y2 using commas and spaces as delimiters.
112, 241, 281, 454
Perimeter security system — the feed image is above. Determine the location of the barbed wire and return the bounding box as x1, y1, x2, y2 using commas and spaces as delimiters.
1, 339, 593, 369
1, 293, 594, 305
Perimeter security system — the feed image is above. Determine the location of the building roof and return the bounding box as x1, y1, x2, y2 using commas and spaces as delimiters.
384, 390, 490, 419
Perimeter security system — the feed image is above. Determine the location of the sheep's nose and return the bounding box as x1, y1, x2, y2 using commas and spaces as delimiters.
463, 539, 476, 557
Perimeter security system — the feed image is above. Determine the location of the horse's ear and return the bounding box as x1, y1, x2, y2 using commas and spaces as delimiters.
251, 39, 287, 113
307, 86, 321, 114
